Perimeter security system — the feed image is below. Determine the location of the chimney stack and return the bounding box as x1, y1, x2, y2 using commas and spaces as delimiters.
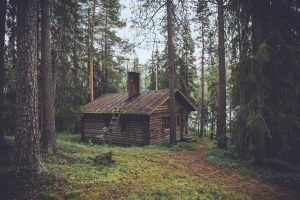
128, 72, 140, 98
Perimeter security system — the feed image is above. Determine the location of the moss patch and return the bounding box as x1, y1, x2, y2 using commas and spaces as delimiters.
2, 133, 299, 200
205, 146, 300, 190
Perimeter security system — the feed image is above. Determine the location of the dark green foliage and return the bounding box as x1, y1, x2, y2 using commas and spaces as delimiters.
147, 49, 168, 90
230, 0, 300, 164
175, 19, 197, 103
51, 0, 131, 131
2, 0, 131, 133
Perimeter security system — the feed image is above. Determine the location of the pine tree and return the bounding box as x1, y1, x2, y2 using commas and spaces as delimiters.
41, 0, 56, 154
88, 0, 96, 102
230, 0, 300, 164
167, 0, 176, 145
216, 0, 227, 149
195, 0, 210, 137
251, 0, 268, 166
16, 0, 43, 173
176, 18, 197, 101
200, 23, 205, 137
0, 0, 6, 144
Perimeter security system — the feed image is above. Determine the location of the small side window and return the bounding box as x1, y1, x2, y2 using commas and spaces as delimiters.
176, 115, 181, 127
121, 121, 128, 132
105, 118, 110, 128
163, 116, 170, 129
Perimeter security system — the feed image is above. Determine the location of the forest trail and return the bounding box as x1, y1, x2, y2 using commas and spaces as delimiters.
1, 135, 300, 200
157, 143, 300, 200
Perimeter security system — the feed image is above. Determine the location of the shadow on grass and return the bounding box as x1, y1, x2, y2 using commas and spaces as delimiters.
205, 145, 300, 191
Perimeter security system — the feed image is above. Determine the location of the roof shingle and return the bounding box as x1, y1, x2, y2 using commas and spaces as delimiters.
82, 89, 195, 115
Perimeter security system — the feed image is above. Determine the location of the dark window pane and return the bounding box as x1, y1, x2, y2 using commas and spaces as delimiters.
163, 116, 170, 129
121, 121, 128, 132
176, 115, 181, 126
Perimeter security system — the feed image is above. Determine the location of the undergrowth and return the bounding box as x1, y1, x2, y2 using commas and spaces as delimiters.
40, 133, 247, 199
4, 133, 298, 199
205, 145, 300, 190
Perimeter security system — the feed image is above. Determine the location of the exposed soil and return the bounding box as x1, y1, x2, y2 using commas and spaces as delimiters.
163, 144, 300, 200
1, 140, 300, 200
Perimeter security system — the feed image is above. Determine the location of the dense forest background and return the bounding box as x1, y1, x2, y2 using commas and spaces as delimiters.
0, 0, 300, 172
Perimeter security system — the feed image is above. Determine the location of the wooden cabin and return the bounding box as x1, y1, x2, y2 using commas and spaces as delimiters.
81, 72, 196, 145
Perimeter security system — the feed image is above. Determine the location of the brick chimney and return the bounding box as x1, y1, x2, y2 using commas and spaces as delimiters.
128, 72, 140, 98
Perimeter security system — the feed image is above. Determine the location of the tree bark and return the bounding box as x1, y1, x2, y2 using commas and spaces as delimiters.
167, 0, 176, 144
41, 0, 56, 154
104, 10, 108, 94
53, 20, 64, 105
0, 0, 6, 144
252, 0, 268, 166
216, 0, 227, 149
200, 22, 205, 137
237, 1, 242, 60
16, 0, 43, 173
210, 110, 214, 141
88, 0, 96, 101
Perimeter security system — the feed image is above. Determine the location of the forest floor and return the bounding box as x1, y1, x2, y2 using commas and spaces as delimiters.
1, 134, 300, 200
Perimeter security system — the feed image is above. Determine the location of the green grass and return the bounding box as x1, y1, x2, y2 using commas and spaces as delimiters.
10, 133, 300, 199
205, 145, 300, 189
37, 192, 63, 200
2, 133, 299, 199
38, 133, 248, 199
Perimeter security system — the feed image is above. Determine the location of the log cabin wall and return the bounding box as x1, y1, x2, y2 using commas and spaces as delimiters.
81, 114, 105, 143
110, 115, 148, 146
81, 114, 148, 146
149, 99, 185, 144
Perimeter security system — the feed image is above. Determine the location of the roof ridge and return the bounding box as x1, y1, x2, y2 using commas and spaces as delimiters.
96, 89, 169, 98
83, 88, 195, 114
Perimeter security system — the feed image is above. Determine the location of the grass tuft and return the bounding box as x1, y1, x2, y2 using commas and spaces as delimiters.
38, 192, 62, 200
64, 190, 83, 200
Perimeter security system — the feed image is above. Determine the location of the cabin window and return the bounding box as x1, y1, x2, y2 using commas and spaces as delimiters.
163, 116, 170, 129
121, 120, 128, 132
176, 115, 181, 127
104, 118, 110, 128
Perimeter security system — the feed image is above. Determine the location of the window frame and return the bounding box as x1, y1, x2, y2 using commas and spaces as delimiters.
163, 116, 170, 130
176, 114, 181, 127
120, 120, 128, 133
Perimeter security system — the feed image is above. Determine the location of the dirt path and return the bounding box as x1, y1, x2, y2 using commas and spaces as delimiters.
2, 138, 299, 200
164, 146, 300, 200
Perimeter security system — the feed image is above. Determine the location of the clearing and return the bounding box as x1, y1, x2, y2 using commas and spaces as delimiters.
0, 134, 299, 200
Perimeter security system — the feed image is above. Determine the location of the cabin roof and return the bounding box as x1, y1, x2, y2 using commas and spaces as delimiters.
82, 89, 196, 115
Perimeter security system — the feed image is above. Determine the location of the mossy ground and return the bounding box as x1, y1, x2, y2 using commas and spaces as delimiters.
1, 134, 299, 200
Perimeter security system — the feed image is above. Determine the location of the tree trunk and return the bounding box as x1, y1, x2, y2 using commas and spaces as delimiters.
88, 0, 96, 102
252, 0, 268, 166
200, 22, 205, 137
0, 0, 6, 144
16, 0, 43, 173
237, 1, 242, 60
166, 0, 176, 144
41, 0, 56, 154
53, 21, 64, 104
216, 0, 227, 149
210, 110, 214, 141
104, 10, 108, 94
